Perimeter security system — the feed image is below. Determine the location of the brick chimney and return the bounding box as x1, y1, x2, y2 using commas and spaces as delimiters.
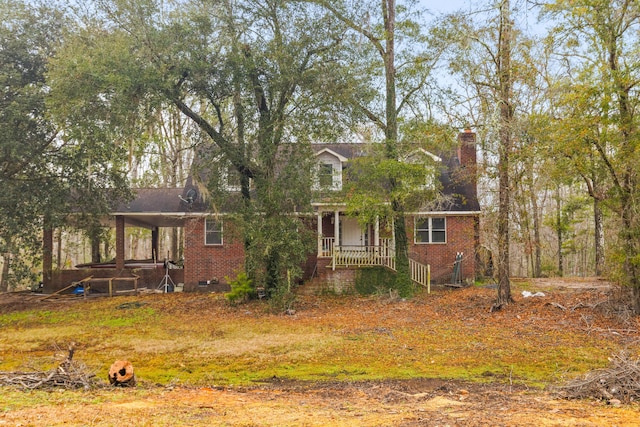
457, 128, 476, 168
456, 128, 478, 204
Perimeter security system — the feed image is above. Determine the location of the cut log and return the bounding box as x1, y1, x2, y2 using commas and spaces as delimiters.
108, 360, 136, 387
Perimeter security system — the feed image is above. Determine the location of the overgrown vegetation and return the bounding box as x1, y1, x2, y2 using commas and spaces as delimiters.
354, 267, 397, 295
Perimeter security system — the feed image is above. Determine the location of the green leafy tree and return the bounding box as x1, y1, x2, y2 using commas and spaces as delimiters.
0, 0, 130, 290
49, 0, 349, 299
299, 0, 446, 294
443, 0, 526, 309
544, 78, 611, 277
544, 0, 640, 312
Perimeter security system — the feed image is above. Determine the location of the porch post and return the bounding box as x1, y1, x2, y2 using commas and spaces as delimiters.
151, 227, 159, 262
334, 211, 340, 248
115, 215, 125, 271
317, 212, 322, 255
374, 216, 380, 247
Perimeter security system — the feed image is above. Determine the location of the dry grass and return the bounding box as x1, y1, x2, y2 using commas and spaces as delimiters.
1, 280, 640, 425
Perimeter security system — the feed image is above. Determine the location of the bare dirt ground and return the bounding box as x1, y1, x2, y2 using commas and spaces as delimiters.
2, 374, 639, 426
2, 277, 640, 426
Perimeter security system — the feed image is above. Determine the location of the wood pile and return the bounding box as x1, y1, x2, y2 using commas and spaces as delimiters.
0, 343, 96, 390
557, 352, 640, 403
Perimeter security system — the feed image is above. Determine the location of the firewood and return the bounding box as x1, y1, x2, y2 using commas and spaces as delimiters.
108, 360, 136, 387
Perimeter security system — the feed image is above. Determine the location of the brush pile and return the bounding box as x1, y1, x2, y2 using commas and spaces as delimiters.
557, 352, 640, 403
0, 343, 96, 390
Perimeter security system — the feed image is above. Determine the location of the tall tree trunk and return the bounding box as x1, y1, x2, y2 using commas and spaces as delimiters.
382, 0, 411, 294
90, 230, 101, 264
555, 186, 564, 277
593, 197, 604, 276
56, 228, 62, 269
583, 161, 605, 277
0, 253, 9, 292
621, 192, 640, 313
531, 194, 541, 278
494, 0, 513, 309
611, 28, 640, 313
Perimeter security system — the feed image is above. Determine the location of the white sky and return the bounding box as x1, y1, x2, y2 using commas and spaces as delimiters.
423, 0, 475, 14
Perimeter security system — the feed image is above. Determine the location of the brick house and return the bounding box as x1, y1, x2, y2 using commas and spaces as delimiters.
43, 131, 480, 293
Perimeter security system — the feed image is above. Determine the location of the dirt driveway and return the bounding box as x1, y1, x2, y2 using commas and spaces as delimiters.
2, 378, 638, 426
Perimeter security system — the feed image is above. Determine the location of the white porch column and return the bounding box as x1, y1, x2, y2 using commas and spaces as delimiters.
334, 211, 340, 248
374, 216, 380, 247
317, 212, 323, 255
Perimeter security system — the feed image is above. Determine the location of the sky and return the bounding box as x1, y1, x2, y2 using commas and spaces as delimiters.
422, 0, 549, 36
425, 0, 474, 14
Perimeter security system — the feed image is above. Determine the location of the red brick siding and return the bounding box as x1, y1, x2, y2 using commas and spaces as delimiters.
181, 214, 478, 291
407, 215, 477, 284
183, 217, 245, 292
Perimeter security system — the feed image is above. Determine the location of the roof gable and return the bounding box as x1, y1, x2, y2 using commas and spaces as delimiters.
314, 147, 348, 162
405, 148, 442, 163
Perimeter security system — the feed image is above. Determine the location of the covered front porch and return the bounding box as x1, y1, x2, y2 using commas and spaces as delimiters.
315, 210, 392, 262
313, 209, 430, 289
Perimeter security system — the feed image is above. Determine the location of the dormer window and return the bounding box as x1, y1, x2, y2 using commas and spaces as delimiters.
422, 164, 438, 190
318, 163, 334, 189
225, 165, 242, 191
314, 148, 347, 191
405, 149, 441, 190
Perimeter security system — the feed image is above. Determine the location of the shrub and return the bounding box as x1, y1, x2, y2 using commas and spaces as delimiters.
224, 271, 254, 305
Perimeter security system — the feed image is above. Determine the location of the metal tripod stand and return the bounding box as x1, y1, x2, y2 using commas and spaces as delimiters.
157, 261, 175, 293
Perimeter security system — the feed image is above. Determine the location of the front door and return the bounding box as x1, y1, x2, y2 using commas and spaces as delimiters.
340, 217, 367, 248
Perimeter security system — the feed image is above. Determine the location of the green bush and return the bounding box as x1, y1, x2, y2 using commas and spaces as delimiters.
224, 271, 254, 305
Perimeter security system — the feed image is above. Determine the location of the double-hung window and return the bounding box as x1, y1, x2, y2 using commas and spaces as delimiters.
225, 165, 243, 191
415, 217, 446, 243
205, 219, 223, 245
318, 163, 334, 189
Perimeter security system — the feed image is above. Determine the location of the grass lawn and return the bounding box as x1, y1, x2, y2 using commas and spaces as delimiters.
1, 280, 639, 426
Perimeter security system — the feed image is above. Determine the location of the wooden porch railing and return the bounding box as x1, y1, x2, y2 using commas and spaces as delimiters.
409, 258, 431, 293
331, 245, 395, 269
320, 237, 334, 258
331, 245, 430, 293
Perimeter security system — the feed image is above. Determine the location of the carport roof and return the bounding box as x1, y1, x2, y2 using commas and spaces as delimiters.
110, 187, 204, 228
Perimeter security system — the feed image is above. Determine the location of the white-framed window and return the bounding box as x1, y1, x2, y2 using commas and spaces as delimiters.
313, 149, 346, 191
404, 151, 440, 191
205, 218, 223, 245
318, 163, 334, 189
415, 217, 446, 244
223, 165, 243, 191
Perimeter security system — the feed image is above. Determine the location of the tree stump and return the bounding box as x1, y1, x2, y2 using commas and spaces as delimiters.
108, 360, 136, 387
